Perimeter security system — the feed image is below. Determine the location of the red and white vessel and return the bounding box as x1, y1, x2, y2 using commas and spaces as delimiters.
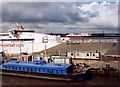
0, 23, 62, 54
65, 33, 91, 38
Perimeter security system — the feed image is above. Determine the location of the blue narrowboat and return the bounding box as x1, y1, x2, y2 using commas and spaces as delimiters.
0, 59, 92, 81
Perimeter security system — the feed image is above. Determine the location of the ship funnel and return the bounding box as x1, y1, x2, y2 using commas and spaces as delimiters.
14, 22, 24, 30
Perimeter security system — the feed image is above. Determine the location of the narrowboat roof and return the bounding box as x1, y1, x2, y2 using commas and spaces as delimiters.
3, 61, 72, 69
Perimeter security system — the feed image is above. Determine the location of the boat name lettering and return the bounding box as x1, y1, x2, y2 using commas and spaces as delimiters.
0, 43, 24, 47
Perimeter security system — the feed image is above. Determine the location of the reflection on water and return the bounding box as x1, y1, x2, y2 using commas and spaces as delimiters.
2, 75, 120, 86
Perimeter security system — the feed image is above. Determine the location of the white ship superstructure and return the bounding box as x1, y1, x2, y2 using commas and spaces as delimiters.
0, 23, 62, 54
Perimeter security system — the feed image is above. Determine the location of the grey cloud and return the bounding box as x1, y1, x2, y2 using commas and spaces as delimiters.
1, 2, 118, 33
2, 2, 87, 23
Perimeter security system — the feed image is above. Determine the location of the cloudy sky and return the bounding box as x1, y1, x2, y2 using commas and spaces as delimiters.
1, 0, 119, 34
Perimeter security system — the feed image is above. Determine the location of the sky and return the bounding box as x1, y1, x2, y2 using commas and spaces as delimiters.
1, 0, 119, 34
2, 0, 119, 2
76, 0, 118, 2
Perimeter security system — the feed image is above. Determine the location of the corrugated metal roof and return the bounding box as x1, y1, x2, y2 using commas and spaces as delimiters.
38, 42, 119, 55
3, 61, 71, 70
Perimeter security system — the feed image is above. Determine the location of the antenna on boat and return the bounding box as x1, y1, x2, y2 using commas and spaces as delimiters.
14, 22, 24, 30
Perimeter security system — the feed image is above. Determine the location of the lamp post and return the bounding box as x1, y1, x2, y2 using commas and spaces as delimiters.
19, 41, 22, 60
70, 40, 72, 53
1, 37, 4, 62
1, 36, 5, 53
2, 37, 3, 52
100, 41, 103, 71
42, 36, 48, 57
44, 45, 47, 56
58, 50, 61, 56
32, 41, 34, 54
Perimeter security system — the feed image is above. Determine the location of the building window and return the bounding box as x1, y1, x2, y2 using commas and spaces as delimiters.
77, 53, 79, 56
86, 54, 89, 56
93, 54, 95, 56
71, 53, 74, 56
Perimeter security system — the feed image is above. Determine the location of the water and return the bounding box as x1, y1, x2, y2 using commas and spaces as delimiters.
2, 75, 120, 86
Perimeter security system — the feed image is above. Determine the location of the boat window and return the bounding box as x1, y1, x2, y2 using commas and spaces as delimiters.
6, 66, 9, 69
48, 70, 53, 73
12, 67, 15, 69
4, 66, 7, 69
55, 64, 61, 66
61, 70, 63, 74
34, 68, 36, 71
24, 67, 26, 71
50, 70, 53, 73
14, 31, 17, 34
19, 67, 21, 70
3, 65, 4, 68
47, 69, 49, 72
15, 67, 17, 70
56, 70, 58, 74
0, 39, 34, 41
10, 66, 13, 69
23, 68, 25, 70
11, 31, 15, 34
36, 69, 39, 72
31, 68, 33, 72
29, 68, 31, 71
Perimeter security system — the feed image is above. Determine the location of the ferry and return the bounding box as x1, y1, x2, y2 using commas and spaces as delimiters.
0, 23, 62, 54
65, 33, 91, 38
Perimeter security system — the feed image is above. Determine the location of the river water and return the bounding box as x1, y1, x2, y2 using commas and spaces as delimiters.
1, 75, 120, 86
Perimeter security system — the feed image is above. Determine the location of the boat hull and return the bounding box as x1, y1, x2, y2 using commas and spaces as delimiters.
0, 69, 91, 81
